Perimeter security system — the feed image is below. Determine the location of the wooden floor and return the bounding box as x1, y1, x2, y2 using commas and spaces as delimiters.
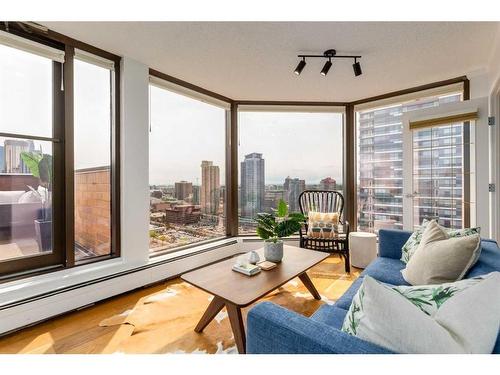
0, 254, 360, 354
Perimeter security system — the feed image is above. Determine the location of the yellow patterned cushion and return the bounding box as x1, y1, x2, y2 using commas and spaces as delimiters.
307, 211, 339, 239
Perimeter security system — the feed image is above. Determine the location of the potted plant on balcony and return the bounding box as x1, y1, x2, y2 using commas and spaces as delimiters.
20, 151, 52, 252
255, 199, 306, 263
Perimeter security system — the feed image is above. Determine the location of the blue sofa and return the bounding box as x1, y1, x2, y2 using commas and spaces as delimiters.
247, 229, 500, 354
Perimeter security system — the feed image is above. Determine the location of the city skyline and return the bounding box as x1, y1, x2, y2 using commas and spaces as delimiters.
149, 85, 344, 186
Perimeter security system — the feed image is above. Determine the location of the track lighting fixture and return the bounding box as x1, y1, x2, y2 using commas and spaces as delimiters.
294, 57, 306, 75
320, 58, 332, 76
294, 49, 362, 77
353, 58, 362, 77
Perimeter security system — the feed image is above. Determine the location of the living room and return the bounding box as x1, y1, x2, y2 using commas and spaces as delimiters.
1, 0, 500, 372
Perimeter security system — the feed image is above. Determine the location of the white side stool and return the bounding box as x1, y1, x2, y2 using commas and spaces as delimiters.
349, 232, 377, 269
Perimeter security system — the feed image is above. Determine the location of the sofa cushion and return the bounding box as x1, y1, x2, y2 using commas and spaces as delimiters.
402, 220, 482, 285
401, 219, 430, 263
18, 190, 41, 204
466, 239, 500, 277
361, 257, 409, 286
335, 276, 365, 310
311, 304, 348, 329
341, 274, 500, 353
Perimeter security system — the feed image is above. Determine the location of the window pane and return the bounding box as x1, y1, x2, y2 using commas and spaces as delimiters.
238, 111, 344, 233
412, 121, 467, 230
0, 44, 53, 138
74, 59, 112, 261
356, 92, 462, 233
0, 137, 53, 261
149, 85, 226, 254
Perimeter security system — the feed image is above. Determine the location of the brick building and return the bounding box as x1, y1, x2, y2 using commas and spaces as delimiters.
74, 167, 111, 257
164, 204, 201, 225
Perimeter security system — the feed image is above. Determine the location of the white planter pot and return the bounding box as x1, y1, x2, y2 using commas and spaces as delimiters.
264, 240, 284, 263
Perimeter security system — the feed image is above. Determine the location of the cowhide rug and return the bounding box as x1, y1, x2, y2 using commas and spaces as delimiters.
99, 255, 359, 354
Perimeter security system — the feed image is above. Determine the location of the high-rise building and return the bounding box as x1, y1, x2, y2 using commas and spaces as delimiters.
174, 180, 193, 201
357, 93, 462, 232
319, 177, 337, 191
264, 189, 286, 212
240, 153, 265, 218
284, 176, 305, 212
4, 139, 34, 173
200, 161, 220, 215
0, 145, 4, 173
192, 185, 201, 205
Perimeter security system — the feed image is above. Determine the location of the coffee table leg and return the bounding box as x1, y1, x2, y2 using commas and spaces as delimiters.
226, 302, 246, 354
299, 272, 322, 300
194, 295, 225, 333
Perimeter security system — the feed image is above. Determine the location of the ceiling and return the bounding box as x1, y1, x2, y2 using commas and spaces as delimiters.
43, 22, 498, 102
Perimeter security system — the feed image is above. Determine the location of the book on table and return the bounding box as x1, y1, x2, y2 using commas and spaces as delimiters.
232, 263, 261, 276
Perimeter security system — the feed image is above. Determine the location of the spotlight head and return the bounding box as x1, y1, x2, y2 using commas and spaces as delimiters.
294, 58, 306, 75
353, 59, 362, 77
320, 59, 332, 76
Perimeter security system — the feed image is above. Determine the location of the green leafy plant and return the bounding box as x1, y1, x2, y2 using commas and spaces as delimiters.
255, 199, 306, 243
20, 151, 53, 220
20, 152, 52, 189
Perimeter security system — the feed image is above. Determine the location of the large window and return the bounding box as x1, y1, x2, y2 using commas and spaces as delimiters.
0, 39, 62, 274
356, 91, 463, 232
0, 26, 120, 278
149, 79, 228, 254
238, 109, 344, 233
411, 121, 472, 230
74, 53, 115, 261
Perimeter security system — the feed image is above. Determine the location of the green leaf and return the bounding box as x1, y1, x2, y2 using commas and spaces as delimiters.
277, 199, 288, 217
288, 212, 306, 222
276, 220, 302, 238
20, 152, 43, 178
38, 154, 52, 186
256, 226, 272, 240
255, 213, 277, 240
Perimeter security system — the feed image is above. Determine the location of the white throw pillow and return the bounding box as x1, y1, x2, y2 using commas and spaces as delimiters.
341, 273, 500, 353
401, 219, 481, 264
18, 190, 42, 204
402, 220, 481, 285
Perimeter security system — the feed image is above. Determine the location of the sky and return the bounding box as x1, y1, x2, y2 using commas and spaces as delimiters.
149, 85, 344, 186
0, 44, 111, 170
1, 43, 343, 186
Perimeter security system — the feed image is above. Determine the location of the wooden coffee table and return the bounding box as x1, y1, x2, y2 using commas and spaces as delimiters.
181, 245, 329, 353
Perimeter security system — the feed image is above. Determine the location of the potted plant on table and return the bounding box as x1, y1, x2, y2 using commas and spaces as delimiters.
20, 151, 52, 252
255, 199, 306, 263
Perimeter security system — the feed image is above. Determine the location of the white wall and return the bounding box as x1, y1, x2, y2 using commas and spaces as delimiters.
120, 57, 150, 264
486, 24, 500, 241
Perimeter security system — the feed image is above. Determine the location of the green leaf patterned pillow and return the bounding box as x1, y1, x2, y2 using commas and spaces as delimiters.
400, 220, 481, 264
400, 219, 430, 264
341, 273, 500, 353
341, 275, 486, 336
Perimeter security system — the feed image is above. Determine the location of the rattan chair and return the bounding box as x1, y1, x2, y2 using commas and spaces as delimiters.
298, 190, 350, 272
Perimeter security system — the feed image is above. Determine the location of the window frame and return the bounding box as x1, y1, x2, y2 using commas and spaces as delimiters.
148, 69, 232, 256
351, 78, 470, 232
235, 104, 346, 235
0, 23, 121, 279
